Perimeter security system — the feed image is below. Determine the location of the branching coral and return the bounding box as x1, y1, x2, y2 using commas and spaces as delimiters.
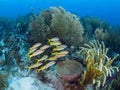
79, 40, 119, 87
80, 59, 103, 87
94, 28, 109, 42
80, 16, 110, 41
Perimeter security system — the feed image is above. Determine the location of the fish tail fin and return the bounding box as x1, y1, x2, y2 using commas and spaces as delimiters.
44, 59, 48, 62
29, 48, 32, 51
36, 60, 40, 63
52, 49, 55, 52
27, 54, 31, 59
49, 42, 52, 47
37, 68, 42, 73
28, 66, 31, 71
48, 39, 50, 42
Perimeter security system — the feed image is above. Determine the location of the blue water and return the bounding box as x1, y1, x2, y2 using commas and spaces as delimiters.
0, 0, 120, 25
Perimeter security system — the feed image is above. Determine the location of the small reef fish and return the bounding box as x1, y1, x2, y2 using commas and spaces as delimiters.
40, 45, 50, 50
50, 41, 61, 46
53, 45, 67, 51
47, 56, 58, 61
56, 51, 69, 55
28, 62, 42, 70
55, 54, 67, 58
37, 55, 49, 62
30, 43, 41, 50
37, 61, 56, 72
52, 50, 69, 56
28, 49, 44, 58
47, 52, 67, 61
48, 37, 59, 42
28, 48, 37, 55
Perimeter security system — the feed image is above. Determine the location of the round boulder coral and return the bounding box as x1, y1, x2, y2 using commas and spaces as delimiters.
56, 60, 83, 82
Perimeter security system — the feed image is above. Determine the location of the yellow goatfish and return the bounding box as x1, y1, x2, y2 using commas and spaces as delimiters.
28, 62, 42, 70
50, 41, 61, 46
48, 37, 59, 42
52, 50, 69, 56
30, 43, 41, 50
47, 56, 58, 61
40, 45, 50, 50
53, 45, 67, 51
47, 55, 65, 61
56, 51, 69, 55
37, 55, 48, 62
54, 54, 67, 58
37, 61, 56, 72
28, 49, 44, 58
28, 48, 37, 55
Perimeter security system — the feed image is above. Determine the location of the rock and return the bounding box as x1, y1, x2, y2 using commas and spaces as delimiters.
56, 60, 83, 78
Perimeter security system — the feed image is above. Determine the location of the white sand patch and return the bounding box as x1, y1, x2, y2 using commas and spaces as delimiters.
7, 77, 55, 90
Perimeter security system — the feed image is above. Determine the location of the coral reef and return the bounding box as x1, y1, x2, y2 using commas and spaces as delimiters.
0, 6, 120, 90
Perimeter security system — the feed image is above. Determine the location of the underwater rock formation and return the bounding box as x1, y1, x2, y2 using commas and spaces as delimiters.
56, 60, 83, 82
54, 60, 84, 90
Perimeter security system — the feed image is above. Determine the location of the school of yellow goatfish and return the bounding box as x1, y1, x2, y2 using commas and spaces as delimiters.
28, 37, 69, 72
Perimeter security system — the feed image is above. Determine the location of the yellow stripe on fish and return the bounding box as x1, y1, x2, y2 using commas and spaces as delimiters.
46, 56, 58, 61
28, 49, 44, 58
37, 61, 56, 72
49, 41, 61, 46
36, 55, 48, 62
53, 45, 67, 51
48, 37, 59, 42
28, 48, 37, 55
40, 45, 50, 50
52, 50, 69, 56
30, 43, 41, 50
28, 62, 42, 70
48, 55, 66, 61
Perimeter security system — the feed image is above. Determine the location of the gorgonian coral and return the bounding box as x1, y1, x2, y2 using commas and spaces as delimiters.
50, 7, 84, 46
29, 7, 84, 46
79, 40, 119, 87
